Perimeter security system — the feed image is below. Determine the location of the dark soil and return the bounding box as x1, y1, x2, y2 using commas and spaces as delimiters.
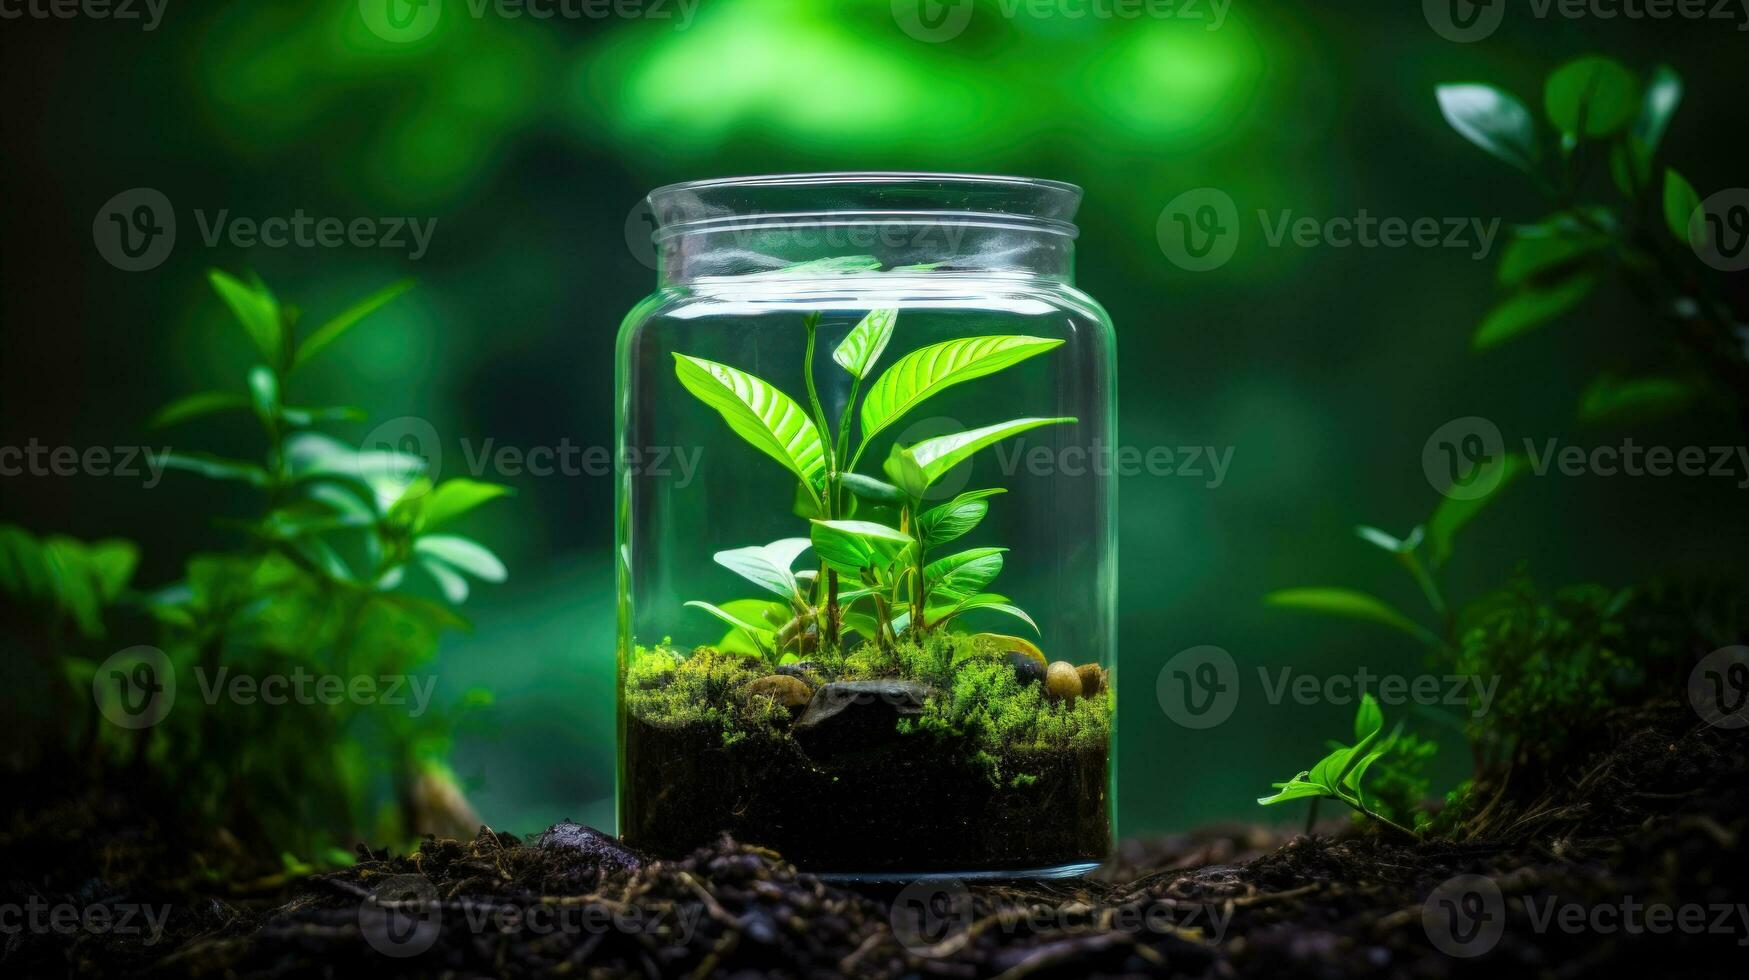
5, 697, 1745, 977
621, 714, 1111, 874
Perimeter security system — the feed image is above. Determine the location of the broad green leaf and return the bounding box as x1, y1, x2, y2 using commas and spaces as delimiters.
839, 473, 908, 505
884, 448, 930, 500
937, 592, 1037, 633
1352, 693, 1384, 743
293, 279, 413, 370
149, 391, 250, 429
1257, 778, 1329, 806
832, 309, 898, 379
888, 417, 1076, 491
414, 535, 508, 582
793, 482, 826, 520
247, 366, 279, 422
1435, 84, 1539, 174
1633, 63, 1682, 152
1663, 168, 1701, 245
420, 479, 513, 529
1578, 373, 1697, 424
421, 557, 470, 604
916, 488, 1005, 546
809, 519, 911, 576
209, 269, 285, 368
673, 354, 825, 486
713, 598, 789, 653
1426, 454, 1525, 567
1544, 56, 1640, 139
714, 538, 811, 599
1472, 273, 1597, 350
860, 336, 1065, 443
840, 610, 885, 639
1496, 232, 1607, 287
1263, 588, 1434, 644
159, 451, 270, 487
684, 600, 774, 653
925, 547, 1005, 600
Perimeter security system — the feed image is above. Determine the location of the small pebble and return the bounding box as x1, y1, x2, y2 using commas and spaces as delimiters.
1076, 663, 1105, 697
1006, 651, 1045, 686
1045, 661, 1081, 702
744, 674, 812, 709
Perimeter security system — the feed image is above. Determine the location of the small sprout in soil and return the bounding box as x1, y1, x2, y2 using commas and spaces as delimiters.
1258, 694, 1420, 841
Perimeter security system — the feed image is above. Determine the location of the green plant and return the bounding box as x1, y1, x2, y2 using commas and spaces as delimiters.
1436, 56, 1748, 427
673, 299, 1072, 663
1258, 694, 1418, 840
3, 269, 511, 863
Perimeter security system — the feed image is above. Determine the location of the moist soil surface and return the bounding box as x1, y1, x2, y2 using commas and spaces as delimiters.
5, 698, 1745, 978
621, 714, 1111, 873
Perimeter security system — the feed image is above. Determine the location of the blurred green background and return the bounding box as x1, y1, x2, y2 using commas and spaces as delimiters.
3, 0, 1745, 837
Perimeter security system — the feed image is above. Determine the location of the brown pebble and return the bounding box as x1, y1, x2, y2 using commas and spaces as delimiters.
744, 674, 812, 709
1044, 661, 1081, 702
1076, 663, 1105, 697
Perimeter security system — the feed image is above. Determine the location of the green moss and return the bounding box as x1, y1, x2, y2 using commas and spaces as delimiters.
625, 646, 788, 738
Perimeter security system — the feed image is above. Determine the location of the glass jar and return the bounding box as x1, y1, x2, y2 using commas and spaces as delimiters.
615, 173, 1116, 878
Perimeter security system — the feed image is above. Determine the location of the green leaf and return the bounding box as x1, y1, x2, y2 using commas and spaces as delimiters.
419, 479, 513, 529
414, 535, 508, 582
1354, 525, 1422, 555
859, 336, 1065, 444
713, 538, 812, 600
673, 354, 826, 486
1352, 693, 1384, 743
916, 488, 1005, 546
1257, 777, 1329, 806
832, 309, 898, 379
292, 279, 413, 370
684, 600, 774, 654
158, 451, 270, 487
809, 519, 912, 576
1473, 273, 1597, 350
792, 482, 826, 520
1578, 373, 1697, 424
839, 472, 908, 505
1663, 168, 1701, 245
883, 449, 931, 500
936, 592, 1037, 633
421, 557, 470, 604
713, 598, 790, 653
1435, 84, 1540, 174
149, 391, 251, 429
1426, 454, 1525, 567
1263, 588, 1435, 644
924, 547, 1005, 600
278, 405, 366, 426
1544, 56, 1640, 139
1496, 232, 1608, 287
1632, 63, 1682, 153
247, 366, 279, 422
887, 417, 1076, 492
209, 269, 285, 368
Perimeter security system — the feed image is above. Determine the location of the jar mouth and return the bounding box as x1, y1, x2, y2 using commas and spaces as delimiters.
647, 172, 1083, 242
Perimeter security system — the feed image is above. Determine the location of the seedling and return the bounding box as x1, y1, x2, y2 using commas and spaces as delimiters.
1258, 694, 1418, 840
673, 308, 1072, 662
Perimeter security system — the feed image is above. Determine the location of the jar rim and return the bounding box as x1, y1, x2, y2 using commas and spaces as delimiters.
647, 172, 1083, 240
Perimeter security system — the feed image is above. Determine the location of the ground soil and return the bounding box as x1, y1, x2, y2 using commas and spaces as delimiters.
4, 698, 1744, 978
